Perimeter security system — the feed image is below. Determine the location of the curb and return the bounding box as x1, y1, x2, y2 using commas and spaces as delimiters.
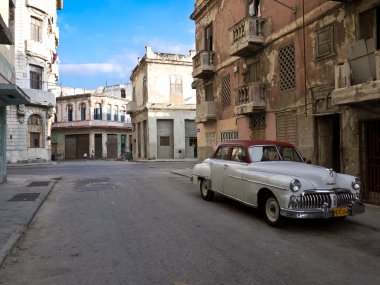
170, 170, 192, 178
0, 177, 59, 268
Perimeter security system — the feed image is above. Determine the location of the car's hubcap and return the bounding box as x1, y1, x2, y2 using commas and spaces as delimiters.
201, 182, 208, 196
266, 197, 279, 222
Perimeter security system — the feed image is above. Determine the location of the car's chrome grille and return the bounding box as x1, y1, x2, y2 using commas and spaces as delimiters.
292, 192, 356, 209
337, 192, 356, 207
298, 193, 332, 208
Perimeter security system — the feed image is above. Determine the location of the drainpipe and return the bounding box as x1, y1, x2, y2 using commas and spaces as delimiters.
302, 0, 307, 117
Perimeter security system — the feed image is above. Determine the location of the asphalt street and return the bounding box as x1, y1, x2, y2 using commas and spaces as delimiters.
0, 161, 379, 285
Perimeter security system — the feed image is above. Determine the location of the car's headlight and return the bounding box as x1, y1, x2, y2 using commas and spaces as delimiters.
290, 179, 301, 192
352, 178, 361, 191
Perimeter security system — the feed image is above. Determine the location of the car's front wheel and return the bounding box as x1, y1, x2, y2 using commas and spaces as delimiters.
200, 179, 214, 201
264, 195, 285, 227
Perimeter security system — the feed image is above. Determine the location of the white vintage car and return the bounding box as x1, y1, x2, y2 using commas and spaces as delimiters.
192, 140, 365, 227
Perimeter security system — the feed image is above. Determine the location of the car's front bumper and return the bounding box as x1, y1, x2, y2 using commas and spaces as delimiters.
281, 202, 365, 219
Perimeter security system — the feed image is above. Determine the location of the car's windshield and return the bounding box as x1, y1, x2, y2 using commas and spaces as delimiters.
248, 145, 303, 162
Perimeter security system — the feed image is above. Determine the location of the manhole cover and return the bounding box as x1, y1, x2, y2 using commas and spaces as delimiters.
9, 193, 40, 202
28, 181, 50, 187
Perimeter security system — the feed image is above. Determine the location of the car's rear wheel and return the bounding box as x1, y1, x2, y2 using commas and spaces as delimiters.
200, 179, 214, 201
264, 195, 285, 227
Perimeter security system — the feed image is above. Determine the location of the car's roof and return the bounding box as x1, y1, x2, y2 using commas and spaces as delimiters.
217, 140, 296, 148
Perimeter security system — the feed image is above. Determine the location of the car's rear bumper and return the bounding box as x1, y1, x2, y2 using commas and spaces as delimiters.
280, 202, 365, 219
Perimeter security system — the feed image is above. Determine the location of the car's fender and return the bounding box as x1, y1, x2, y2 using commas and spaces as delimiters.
192, 159, 211, 183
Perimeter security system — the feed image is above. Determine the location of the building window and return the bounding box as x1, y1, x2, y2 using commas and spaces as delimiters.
276, 111, 297, 145
113, 106, 118, 121
205, 132, 215, 146
204, 23, 213, 51
160, 136, 170, 146
248, 0, 261, 17
360, 7, 380, 49
121, 89, 126, 98
205, 81, 214, 101
28, 114, 43, 148
250, 113, 266, 129
221, 130, 238, 142
221, 75, 231, 109
30, 65, 43, 90
80, 103, 86, 121
248, 61, 261, 83
94, 104, 102, 120
28, 114, 42, 125
31, 17, 42, 42
189, 137, 197, 147
316, 24, 335, 60
170, 75, 182, 95
143, 76, 147, 104
107, 105, 112, 121
279, 43, 296, 91
30, 132, 40, 148
120, 107, 126, 122
67, 105, 73, 121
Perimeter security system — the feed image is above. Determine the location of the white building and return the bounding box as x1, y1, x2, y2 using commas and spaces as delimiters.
51, 85, 132, 160
6, 0, 62, 163
1, 0, 30, 181
128, 46, 197, 160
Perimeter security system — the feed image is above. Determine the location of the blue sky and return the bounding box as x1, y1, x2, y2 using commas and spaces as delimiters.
57, 0, 195, 89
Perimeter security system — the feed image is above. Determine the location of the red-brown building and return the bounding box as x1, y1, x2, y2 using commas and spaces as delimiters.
191, 0, 380, 205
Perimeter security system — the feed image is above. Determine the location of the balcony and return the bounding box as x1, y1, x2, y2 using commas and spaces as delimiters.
332, 49, 380, 106
195, 101, 217, 123
192, 51, 215, 79
52, 120, 132, 130
229, 16, 266, 57
25, 40, 50, 61
234, 82, 266, 115
126, 101, 137, 113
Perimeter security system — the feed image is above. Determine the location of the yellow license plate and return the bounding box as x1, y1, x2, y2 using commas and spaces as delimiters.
333, 207, 348, 217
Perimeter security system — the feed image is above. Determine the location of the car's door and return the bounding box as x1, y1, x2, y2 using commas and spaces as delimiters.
210, 146, 230, 192
223, 146, 247, 200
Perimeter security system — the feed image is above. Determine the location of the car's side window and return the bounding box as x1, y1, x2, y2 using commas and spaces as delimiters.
249, 146, 279, 162
231, 147, 247, 162
214, 147, 229, 160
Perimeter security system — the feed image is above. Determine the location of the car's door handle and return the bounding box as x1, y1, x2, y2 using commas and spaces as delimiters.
224, 164, 229, 167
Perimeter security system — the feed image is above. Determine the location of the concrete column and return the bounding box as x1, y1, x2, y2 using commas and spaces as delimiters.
102, 131, 107, 159
89, 132, 95, 155
0, 103, 6, 182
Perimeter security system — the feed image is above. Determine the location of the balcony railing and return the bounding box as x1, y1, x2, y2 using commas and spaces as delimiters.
229, 16, 266, 57
234, 82, 266, 115
195, 101, 217, 123
192, 50, 215, 79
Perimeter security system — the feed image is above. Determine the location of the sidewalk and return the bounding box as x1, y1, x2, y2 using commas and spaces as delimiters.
171, 168, 380, 231
0, 175, 60, 267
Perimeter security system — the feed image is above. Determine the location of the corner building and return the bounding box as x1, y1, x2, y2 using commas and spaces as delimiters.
128, 46, 197, 160
191, 0, 380, 205
1, 0, 30, 181
6, 0, 62, 163
51, 86, 132, 160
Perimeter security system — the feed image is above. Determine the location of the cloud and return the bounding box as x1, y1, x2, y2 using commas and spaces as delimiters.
63, 23, 77, 33
145, 39, 195, 55
60, 63, 123, 75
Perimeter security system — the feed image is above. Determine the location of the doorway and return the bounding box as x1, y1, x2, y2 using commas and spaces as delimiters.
362, 120, 380, 205
317, 115, 341, 172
